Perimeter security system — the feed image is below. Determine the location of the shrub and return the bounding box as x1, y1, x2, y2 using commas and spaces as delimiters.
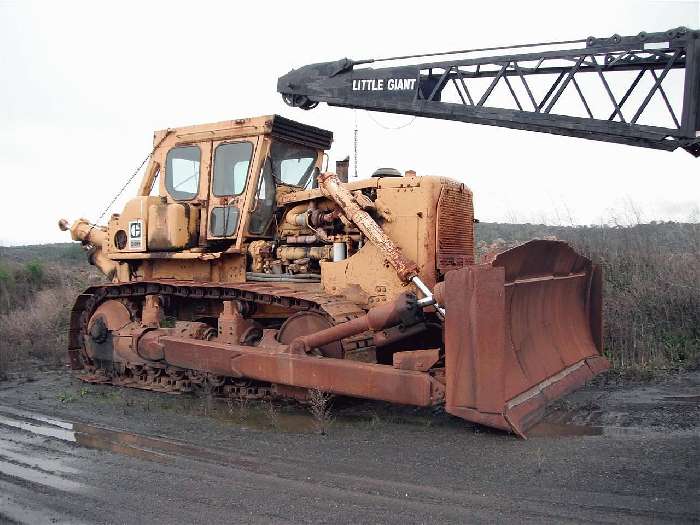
0, 249, 100, 377
0, 286, 77, 368
477, 222, 700, 373
25, 260, 44, 285
308, 389, 334, 435
0, 257, 97, 315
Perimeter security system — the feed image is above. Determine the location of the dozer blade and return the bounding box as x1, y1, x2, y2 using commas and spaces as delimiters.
443, 240, 608, 437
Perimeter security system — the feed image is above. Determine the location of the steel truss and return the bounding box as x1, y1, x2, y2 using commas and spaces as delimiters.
278, 28, 700, 155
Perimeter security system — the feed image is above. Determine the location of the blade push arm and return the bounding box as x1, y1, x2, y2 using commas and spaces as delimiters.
278, 28, 700, 155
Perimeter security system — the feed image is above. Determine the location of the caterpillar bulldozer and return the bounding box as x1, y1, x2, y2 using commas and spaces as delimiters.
59, 115, 606, 437
59, 26, 700, 436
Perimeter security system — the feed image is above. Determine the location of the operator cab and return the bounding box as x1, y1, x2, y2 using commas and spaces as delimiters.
106, 115, 332, 256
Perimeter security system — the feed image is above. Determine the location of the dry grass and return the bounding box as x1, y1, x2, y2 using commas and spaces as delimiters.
308, 389, 333, 435
0, 259, 92, 315
0, 286, 78, 370
478, 222, 700, 375
580, 239, 699, 375
226, 392, 250, 422
0, 252, 100, 378
265, 399, 280, 429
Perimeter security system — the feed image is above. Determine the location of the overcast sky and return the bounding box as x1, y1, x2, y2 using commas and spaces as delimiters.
1, 0, 699, 246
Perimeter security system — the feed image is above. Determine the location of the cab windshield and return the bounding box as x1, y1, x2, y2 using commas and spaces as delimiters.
265, 141, 317, 189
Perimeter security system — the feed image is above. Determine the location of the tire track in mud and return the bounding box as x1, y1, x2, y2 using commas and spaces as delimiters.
0, 404, 697, 524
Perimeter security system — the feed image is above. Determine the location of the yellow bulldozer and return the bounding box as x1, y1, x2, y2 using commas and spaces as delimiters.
60, 27, 699, 436
60, 114, 607, 437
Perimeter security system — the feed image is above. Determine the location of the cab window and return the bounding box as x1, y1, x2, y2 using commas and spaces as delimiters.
267, 141, 317, 189
165, 146, 200, 201
212, 142, 253, 196
209, 206, 239, 237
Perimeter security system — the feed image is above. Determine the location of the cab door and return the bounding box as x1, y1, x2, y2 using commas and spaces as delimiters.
207, 137, 258, 240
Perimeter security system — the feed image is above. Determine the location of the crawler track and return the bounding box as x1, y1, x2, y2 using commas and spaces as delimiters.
68, 280, 374, 398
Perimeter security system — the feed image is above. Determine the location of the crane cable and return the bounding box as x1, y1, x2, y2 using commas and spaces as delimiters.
365, 112, 416, 130
359, 37, 588, 64
353, 110, 358, 179
86, 130, 173, 238
351, 110, 416, 179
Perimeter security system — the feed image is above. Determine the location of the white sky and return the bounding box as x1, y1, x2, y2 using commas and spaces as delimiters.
1, 0, 699, 245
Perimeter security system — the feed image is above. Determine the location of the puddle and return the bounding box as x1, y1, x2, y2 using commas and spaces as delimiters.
0, 408, 170, 466
178, 396, 378, 433
182, 395, 464, 433
0, 407, 170, 463
0, 402, 375, 478
528, 421, 700, 438
527, 422, 604, 437
0, 406, 263, 472
72, 424, 172, 464
204, 403, 319, 433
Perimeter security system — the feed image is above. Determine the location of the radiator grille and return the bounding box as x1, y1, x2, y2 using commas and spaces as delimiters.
437, 184, 474, 271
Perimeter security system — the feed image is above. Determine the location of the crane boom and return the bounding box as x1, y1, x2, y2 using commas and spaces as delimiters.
278, 27, 700, 155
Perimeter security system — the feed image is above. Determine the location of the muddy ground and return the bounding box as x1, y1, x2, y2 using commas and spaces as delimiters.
0, 366, 698, 524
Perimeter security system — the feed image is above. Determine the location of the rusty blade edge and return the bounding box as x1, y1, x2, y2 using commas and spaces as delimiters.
504, 356, 611, 438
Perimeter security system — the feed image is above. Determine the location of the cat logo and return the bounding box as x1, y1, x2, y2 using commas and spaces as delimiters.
128, 219, 143, 250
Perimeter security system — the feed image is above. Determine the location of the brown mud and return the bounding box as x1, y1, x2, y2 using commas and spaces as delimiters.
0, 366, 698, 524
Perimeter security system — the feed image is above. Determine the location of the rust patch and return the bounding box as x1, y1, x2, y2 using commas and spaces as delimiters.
393, 349, 440, 372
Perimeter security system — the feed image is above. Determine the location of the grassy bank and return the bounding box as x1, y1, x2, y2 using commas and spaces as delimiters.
0, 245, 99, 379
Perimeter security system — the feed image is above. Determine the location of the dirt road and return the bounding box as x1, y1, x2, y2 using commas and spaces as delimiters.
0, 368, 698, 524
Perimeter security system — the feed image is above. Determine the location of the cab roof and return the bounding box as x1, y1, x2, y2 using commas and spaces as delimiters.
153, 114, 333, 150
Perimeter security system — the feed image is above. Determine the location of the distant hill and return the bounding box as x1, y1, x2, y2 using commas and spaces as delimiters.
476, 221, 699, 255
0, 243, 85, 264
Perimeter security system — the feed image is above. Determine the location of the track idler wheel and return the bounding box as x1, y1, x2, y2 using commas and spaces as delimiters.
85, 300, 133, 364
